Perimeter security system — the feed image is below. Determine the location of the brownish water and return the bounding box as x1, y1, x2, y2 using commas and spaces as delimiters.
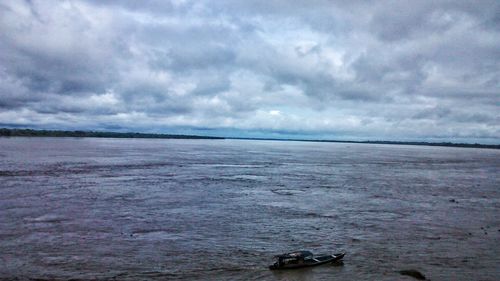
0, 137, 499, 280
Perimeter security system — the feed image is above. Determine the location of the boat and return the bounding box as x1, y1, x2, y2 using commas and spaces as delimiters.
269, 250, 345, 270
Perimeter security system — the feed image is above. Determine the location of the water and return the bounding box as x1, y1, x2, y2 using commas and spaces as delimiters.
0, 137, 499, 280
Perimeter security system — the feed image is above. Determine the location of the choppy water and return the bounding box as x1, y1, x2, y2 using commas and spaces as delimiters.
0, 137, 499, 280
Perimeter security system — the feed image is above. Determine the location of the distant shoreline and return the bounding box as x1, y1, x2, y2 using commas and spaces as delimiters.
0, 128, 223, 140
1, 128, 498, 149
227, 137, 500, 149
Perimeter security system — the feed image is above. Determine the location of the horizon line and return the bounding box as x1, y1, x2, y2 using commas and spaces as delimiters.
1, 127, 499, 149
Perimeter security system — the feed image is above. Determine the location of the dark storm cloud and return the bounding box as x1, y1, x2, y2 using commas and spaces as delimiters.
0, 0, 498, 142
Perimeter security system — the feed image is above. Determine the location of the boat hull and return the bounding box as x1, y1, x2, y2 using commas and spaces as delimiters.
269, 252, 345, 270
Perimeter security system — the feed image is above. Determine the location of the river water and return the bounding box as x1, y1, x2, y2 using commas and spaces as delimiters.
0, 137, 499, 280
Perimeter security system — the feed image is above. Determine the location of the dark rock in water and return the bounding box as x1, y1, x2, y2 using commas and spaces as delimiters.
426, 236, 441, 240
399, 269, 427, 280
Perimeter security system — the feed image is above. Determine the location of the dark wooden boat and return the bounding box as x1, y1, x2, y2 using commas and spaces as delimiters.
269, 251, 345, 270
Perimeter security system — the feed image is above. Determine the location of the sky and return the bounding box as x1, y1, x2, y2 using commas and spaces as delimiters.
0, 0, 499, 143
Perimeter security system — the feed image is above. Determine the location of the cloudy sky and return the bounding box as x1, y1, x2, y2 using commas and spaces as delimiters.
1, 1, 499, 143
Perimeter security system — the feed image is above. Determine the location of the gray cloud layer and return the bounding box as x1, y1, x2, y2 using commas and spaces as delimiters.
1, 0, 499, 142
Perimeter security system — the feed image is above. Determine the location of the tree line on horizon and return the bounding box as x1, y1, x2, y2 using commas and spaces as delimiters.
0, 128, 223, 140
0, 127, 498, 149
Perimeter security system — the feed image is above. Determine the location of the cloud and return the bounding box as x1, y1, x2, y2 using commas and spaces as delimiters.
0, 0, 498, 143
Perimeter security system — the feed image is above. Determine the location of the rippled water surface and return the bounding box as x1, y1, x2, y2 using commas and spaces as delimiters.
1, 137, 499, 280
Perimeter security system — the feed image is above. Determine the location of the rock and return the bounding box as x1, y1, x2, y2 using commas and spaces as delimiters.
449, 199, 456, 203
399, 269, 427, 280
427, 236, 441, 240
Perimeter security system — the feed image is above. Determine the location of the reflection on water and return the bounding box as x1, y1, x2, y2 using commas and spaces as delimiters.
0, 137, 499, 280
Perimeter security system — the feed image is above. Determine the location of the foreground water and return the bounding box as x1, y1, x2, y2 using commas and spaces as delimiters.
0, 137, 499, 280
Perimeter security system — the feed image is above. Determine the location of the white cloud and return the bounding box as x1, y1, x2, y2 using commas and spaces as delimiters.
0, 0, 498, 143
